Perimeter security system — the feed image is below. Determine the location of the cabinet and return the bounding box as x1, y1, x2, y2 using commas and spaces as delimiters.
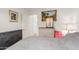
39, 27, 54, 37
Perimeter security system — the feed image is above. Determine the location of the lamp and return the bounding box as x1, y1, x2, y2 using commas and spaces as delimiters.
66, 23, 77, 33
61, 16, 77, 35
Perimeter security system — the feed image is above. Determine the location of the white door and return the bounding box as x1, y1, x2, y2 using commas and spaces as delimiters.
29, 15, 38, 36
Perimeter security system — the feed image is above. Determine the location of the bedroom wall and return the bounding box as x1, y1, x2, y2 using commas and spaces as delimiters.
55, 8, 77, 30
0, 8, 36, 39
26, 8, 79, 35
0, 8, 23, 32
75, 9, 79, 32
27, 8, 56, 27
22, 14, 39, 38
22, 8, 79, 38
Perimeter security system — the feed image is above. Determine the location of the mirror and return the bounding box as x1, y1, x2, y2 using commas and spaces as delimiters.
41, 10, 57, 21
41, 10, 57, 28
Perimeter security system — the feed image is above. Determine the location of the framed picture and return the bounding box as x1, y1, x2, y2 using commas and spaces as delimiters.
9, 10, 18, 22
41, 10, 57, 21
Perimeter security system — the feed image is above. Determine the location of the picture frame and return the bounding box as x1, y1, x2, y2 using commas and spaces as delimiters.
9, 10, 18, 22
41, 10, 57, 21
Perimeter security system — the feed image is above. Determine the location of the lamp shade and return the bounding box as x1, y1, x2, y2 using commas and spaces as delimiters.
67, 24, 77, 30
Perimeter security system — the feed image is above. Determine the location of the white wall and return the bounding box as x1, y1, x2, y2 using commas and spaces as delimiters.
22, 8, 79, 38
55, 8, 77, 30
0, 8, 23, 32
0, 8, 36, 39
27, 8, 56, 27
26, 8, 79, 35
75, 9, 79, 32
1, 8, 79, 39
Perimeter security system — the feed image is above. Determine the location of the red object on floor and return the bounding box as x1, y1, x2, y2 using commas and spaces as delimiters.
54, 30, 63, 39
